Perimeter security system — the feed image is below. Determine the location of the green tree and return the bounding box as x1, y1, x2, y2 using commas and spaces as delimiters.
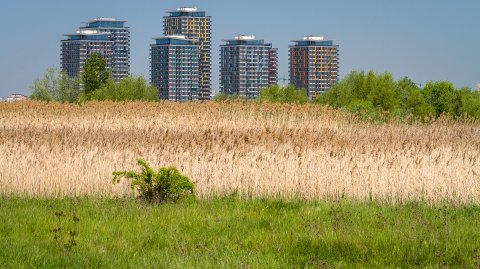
344, 99, 378, 119
314, 70, 400, 112
82, 53, 110, 95
422, 81, 460, 116
457, 87, 480, 118
30, 68, 57, 101
88, 76, 158, 101
313, 80, 351, 108
258, 84, 308, 104
395, 77, 419, 109
367, 73, 399, 111
359, 70, 375, 100
57, 74, 82, 103
30, 68, 81, 103
404, 88, 435, 117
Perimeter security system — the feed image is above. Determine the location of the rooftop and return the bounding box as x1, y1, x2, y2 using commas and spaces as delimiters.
222, 35, 271, 46
177, 7, 197, 12
152, 35, 198, 46
304, 36, 324, 41
86, 17, 128, 24
84, 18, 128, 29
235, 35, 256, 41
291, 36, 330, 42
63, 30, 110, 41
291, 36, 337, 46
166, 7, 208, 17
153, 35, 192, 40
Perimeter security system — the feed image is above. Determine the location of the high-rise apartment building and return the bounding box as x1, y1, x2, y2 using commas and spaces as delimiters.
164, 7, 211, 100
220, 35, 278, 99
61, 31, 113, 78
289, 36, 339, 98
150, 35, 199, 101
61, 18, 130, 80
268, 48, 279, 86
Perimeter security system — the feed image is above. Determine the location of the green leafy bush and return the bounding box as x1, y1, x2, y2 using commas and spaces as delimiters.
112, 159, 194, 203
259, 84, 308, 104
344, 99, 379, 120
30, 68, 82, 103
314, 70, 480, 119
87, 76, 158, 102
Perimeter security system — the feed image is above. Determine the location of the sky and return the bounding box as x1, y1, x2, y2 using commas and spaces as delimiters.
0, 0, 479, 97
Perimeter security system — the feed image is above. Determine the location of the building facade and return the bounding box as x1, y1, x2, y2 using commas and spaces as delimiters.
5, 94, 28, 102
61, 18, 130, 80
150, 35, 199, 101
61, 31, 113, 78
268, 48, 278, 86
289, 36, 339, 98
220, 35, 278, 99
164, 7, 211, 100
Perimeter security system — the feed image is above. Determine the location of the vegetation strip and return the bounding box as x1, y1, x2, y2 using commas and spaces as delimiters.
1, 101, 479, 203
1, 197, 479, 268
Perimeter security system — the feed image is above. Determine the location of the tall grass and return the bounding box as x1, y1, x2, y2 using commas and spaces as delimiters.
0, 101, 479, 204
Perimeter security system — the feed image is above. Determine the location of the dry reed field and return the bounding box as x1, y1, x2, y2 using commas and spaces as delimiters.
0, 101, 479, 204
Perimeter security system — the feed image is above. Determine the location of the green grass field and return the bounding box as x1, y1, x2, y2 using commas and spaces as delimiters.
1, 197, 479, 268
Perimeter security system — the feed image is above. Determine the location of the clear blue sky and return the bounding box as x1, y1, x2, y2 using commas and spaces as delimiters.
1, 0, 479, 97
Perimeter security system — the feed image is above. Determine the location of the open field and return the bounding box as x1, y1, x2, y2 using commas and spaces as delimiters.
1, 101, 480, 267
1, 197, 479, 268
0, 101, 479, 204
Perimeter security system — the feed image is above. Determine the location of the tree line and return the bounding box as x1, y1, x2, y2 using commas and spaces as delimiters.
31, 53, 158, 102
216, 71, 479, 119
252, 71, 480, 119
313, 71, 480, 119
31, 54, 480, 119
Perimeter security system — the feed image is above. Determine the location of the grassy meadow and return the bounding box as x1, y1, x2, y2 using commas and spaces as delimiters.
1, 101, 480, 268
1, 197, 480, 268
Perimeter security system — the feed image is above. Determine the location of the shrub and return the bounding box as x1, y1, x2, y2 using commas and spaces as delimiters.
30, 68, 82, 103
314, 70, 399, 111
259, 84, 308, 104
458, 88, 480, 118
50, 211, 80, 255
87, 76, 158, 102
344, 99, 379, 120
112, 159, 194, 203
